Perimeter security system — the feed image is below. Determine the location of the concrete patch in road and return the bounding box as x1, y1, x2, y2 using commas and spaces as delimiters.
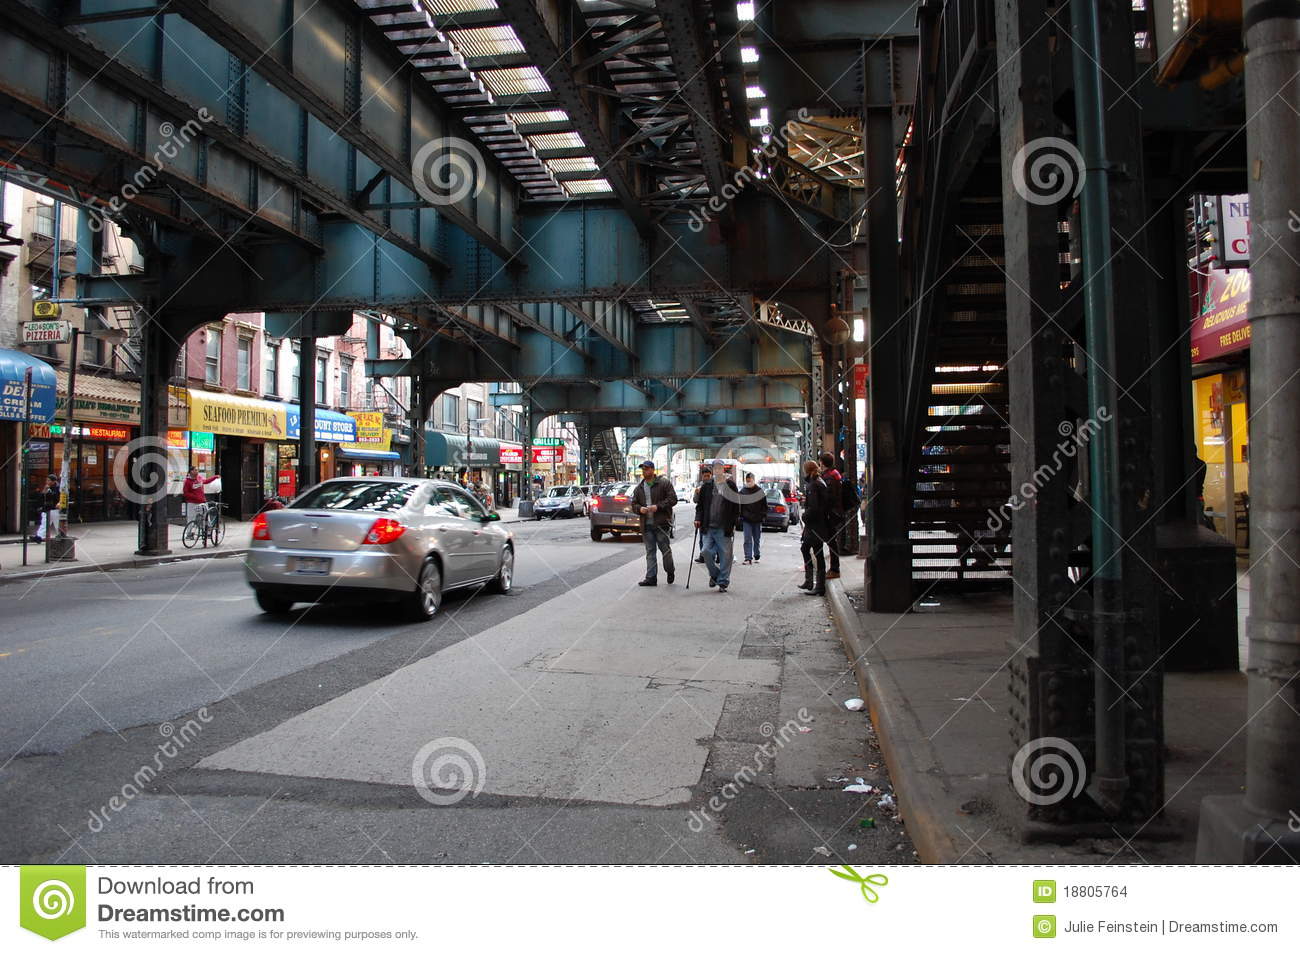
200, 536, 789, 807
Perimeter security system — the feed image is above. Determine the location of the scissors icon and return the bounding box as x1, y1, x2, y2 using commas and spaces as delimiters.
829, 865, 889, 903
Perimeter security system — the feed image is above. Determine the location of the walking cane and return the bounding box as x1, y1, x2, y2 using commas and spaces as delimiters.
686, 528, 698, 589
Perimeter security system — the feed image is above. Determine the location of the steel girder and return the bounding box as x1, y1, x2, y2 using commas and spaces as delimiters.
495, 378, 804, 414
164, 0, 521, 260
565, 408, 799, 430
0, 0, 519, 266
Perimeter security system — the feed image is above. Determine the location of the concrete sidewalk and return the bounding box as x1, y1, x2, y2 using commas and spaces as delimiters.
827, 576, 1248, 864
0, 519, 252, 583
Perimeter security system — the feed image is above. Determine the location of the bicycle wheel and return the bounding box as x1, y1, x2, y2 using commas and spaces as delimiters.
208, 518, 226, 546
181, 520, 201, 548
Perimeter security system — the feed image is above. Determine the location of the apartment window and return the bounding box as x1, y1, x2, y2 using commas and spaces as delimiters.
442, 393, 459, 429
33, 195, 54, 237
467, 399, 483, 434
315, 355, 328, 405
264, 342, 278, 396
205, 328, 221, 386
339, 357, 353, 409
290, 347, 300, 396
236, 337, 251, 391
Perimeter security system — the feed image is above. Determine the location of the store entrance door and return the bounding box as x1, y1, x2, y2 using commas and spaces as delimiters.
239, 442, 261, 519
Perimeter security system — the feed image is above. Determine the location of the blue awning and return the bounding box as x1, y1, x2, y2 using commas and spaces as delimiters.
0, 349, 57, 423
337, 448, 402, 461
285, 405, 357, 442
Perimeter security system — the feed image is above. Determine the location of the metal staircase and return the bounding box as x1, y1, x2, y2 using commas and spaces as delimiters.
589, 428, 627, 484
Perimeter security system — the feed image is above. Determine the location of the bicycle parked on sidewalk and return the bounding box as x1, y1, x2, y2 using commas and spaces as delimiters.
181, 496, 226, 548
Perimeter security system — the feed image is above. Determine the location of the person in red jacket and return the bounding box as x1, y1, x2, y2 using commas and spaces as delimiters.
182, 467, 219, 522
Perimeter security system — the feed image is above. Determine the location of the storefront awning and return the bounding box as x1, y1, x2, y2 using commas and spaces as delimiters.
337, 448, 402, 461
286, 405, 357, 443
0, 348, 57, 423
188, 389, 288, 440
425, 430, 502, 468
55, 369, 140, 424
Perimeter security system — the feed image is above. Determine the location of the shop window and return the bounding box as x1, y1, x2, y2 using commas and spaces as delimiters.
237, 337, 251, 391
205, 328, 221, 386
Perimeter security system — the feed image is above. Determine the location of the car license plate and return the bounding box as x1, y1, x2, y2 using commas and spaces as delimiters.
616, 516, 639, 526
295, 557, 332, 575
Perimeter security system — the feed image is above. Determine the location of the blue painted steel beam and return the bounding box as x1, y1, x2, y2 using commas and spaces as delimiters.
166, 0, 520, 259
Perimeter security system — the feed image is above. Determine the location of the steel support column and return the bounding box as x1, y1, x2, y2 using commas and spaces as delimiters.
298, 338, 317, 492
996, 0, 1095, 831
862, 46, 910, 611
134, 315, 183, 556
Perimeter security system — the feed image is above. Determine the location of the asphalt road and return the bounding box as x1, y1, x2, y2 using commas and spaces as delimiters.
0, 514, 914, 865
0, 514, 633, 761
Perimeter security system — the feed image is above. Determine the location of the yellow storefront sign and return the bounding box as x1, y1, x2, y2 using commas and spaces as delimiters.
188, 389, 287, 440
341, 411, 391, 452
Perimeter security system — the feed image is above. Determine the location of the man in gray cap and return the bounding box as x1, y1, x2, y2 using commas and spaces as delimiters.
633, 459, 678, 586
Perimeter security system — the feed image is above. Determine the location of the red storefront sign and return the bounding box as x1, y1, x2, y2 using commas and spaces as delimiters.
531, 446, 565, 464
853, 362, 869, 399
1191, 267, 1251, 363
499, 446, 524, 464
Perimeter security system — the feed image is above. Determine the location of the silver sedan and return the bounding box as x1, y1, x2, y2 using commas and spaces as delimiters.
244, 477, 514, 619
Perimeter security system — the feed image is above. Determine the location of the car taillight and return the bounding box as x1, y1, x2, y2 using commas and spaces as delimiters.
252, 513, 271, 541
614, 495, 628, 502
363, 518, 407, 545
591, 497, 602, 511
774, 504, 787, 514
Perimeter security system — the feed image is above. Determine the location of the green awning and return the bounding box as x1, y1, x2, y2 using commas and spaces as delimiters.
424, 430, 501, 468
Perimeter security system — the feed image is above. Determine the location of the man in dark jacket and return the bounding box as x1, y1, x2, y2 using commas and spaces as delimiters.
799, 460, 830, 595
819, 451, 845, 579
694, 463, 740, 591
633, 460, 678, 586
739, 472, 767, 564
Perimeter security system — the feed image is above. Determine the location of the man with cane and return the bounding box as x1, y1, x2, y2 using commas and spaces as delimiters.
633, 460, 678, 586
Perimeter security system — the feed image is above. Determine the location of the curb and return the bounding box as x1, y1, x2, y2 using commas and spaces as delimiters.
0, 547, 250, 584
825, 579, 961, 864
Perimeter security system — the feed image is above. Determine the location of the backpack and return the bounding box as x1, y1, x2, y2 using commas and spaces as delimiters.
841, 474, 860, 510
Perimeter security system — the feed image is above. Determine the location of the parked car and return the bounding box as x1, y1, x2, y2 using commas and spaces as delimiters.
588, 481, 640, 541
533, 484, 585, 519
244, 477, 513, 620
762, 488, 791, 532
761, 477, 801, 525
577, 484, 594, 515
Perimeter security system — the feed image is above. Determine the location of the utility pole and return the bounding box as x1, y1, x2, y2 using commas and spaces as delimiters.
1197, 0, 1300, 861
